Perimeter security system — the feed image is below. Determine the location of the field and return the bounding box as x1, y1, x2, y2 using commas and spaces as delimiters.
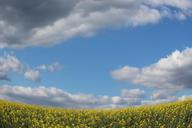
0, 99, 192, 128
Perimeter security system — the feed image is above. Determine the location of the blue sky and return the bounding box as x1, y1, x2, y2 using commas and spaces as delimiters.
5, 19, 191, 94
0, 0, 192, 108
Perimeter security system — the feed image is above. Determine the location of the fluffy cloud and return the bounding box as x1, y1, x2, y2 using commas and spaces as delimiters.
0, 54, 62, 82
0, 54, 22, 80
0, 0, 191, 48
121, 89, 145, 99
0, 85, 145, 108
0, 85, 190, 108
112, 48, 192, 90
24, 70, 40, 82
148, 0, 192, 10
150, 89, 177, 100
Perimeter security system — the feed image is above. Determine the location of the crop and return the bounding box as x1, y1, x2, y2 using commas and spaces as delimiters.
0, 99, 191, 128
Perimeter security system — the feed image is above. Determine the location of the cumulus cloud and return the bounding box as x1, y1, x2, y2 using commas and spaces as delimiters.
0, 0, 191, 48
0, 85, 190, 108
0, 85, 146, 108
112, 48, 192, 90
0, 54, 22, 80
121, 89, 145, 99
150, 89, 177, 100
24, 70, 40, 82
0, 54, 62, 82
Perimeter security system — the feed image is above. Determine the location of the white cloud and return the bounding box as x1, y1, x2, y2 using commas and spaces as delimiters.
150, 89, 177, 100
178, 95, 192, 101
28, 3, 164, 46
111, 96, 123, 104
37, 62, 63, 72
0, 0, 191, 48
0, 54, 22, 80
24, 70, 40, 82
0, 54, 63, 82
0, 85, 145, 108
142, 97, 178, 105
121, 89, 145, 99
112, 66, 140, 82
0, 85, 190, 108
143, 94, 192, 105
147, 0, 192, 10
112, 48, 192, 89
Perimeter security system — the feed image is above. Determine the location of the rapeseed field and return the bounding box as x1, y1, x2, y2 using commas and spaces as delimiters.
0, 99, 191, 128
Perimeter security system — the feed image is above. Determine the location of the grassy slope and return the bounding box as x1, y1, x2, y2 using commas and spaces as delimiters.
0, 99, 192, 128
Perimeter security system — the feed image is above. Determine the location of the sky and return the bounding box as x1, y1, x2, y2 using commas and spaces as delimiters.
0, 0, 192, 108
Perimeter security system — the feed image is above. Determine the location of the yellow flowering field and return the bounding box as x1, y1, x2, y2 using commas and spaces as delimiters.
0, 99, 191, 128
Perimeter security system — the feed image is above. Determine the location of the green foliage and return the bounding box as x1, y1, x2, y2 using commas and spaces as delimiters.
0, 99, 191, 128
